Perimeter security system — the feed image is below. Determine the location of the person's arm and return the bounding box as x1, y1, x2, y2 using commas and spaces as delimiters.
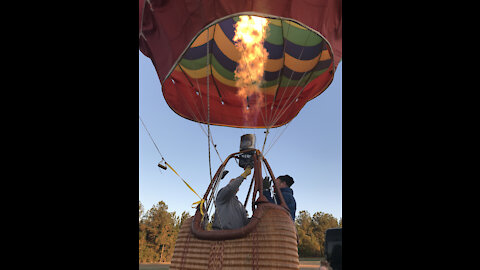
263, 189, 275, 203
282, 191, 296, 220
216, 176, 243, 203
216, 168, 251, 203
288, 197, 296, 220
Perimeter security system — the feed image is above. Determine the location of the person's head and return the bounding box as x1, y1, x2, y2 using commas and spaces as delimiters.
277, 175, 294, 188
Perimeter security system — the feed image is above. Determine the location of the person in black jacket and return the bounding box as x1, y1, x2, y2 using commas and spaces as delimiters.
262, 175, 296, 220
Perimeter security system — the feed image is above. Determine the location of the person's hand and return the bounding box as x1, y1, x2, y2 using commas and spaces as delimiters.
241, 167, 251, 178
263, 176, 271, 190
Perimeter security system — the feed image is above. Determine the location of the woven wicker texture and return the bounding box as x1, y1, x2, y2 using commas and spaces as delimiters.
170, 206, 299, 269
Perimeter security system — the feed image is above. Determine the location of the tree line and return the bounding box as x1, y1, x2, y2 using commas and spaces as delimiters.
139, 201, 190, 263
139, 201, 342, 263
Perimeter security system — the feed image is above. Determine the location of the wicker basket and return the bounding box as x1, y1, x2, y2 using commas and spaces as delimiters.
170, 203, 299, 270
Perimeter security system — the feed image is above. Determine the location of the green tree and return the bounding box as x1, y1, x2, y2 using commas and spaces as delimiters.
143, 201, 177, 262
311, 212, 339, 256
139, 201, 192, 263
139, 201, 148, 261
295, 210, 341, 258
139, 201, 145, 221
296, 211, 320, 257
174, 211, 191, 231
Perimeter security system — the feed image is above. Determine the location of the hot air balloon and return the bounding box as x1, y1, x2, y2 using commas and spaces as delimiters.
139, 0, 342, 268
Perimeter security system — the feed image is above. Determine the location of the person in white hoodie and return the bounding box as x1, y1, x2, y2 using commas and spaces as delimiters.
212, 167, 251, 230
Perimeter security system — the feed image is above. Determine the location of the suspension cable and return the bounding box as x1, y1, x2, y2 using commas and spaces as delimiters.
268, 25, 312, 127
264, 122, 291, 156
139, 115, 165, 161
206, 27, 213, 184
261, 128, 270, 154
176, 65, 223, 163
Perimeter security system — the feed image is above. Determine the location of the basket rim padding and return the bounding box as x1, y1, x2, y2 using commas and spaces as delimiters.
191, 202, 292, 240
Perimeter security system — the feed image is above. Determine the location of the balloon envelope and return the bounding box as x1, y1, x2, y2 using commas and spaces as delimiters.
139, 0, 342, 128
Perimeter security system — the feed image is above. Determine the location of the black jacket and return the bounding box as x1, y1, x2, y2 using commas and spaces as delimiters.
263, 187, 296, 220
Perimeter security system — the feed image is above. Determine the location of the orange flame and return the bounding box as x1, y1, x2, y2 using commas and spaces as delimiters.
233, 16, 269, 123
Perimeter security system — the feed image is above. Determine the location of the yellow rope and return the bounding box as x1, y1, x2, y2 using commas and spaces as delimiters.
164, 162, 205, 217
140, 116, 205, 217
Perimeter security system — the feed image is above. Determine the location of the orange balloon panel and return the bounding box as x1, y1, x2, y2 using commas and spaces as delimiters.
140, 0, 342, 128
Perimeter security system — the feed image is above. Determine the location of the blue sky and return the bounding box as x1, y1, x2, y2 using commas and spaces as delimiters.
139, 53, 342, 221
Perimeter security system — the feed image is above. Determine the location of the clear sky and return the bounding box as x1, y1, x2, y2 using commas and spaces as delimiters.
139, 53, 342, 221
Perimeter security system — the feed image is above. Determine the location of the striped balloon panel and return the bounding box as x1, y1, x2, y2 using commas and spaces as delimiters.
163, 15, 335, 128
